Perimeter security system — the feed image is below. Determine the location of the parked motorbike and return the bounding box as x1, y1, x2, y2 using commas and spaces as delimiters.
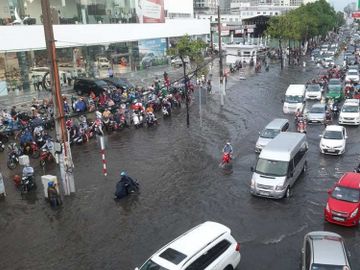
133, 111, 144, 128
21, 166, 36, 194
22, 141, 40, 159
7, 144, 20, 170
40, 148, 55, 168
162, 105, 171, 118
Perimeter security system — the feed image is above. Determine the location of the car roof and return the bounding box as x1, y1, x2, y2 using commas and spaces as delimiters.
338, 172, 360, 189
347, 69, 358, 73
260, 132, 306, 161
286, 84, 305, 95
344, 99, 359, 105
151, 221, 231, 268
307, 231, 347, 266
325, 125, 344, 132
311, 103, 325, 109
264, 118, 288, 130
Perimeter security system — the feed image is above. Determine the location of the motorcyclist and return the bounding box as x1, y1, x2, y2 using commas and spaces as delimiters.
20, 129, 34, 148
223, 142, 233, 156
47, 181, 61, 207
295, 109, 302, 121
114, 171, 139, 199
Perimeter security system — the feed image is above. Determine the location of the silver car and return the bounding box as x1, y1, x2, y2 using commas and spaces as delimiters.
306, 103, 326, 123
301, 231, 351, 270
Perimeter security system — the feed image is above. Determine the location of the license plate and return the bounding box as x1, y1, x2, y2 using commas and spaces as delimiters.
333, 216, 345, 222
327, 149, 335, 152
259, 190, 270, 196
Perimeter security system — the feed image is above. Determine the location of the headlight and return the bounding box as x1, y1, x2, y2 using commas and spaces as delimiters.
334, 145, 343, 149
275, 185, 285, 191
350, 208, 358, 218
320, 143, 326, 148
250, 179, 255, 188
326, 203, 330, 212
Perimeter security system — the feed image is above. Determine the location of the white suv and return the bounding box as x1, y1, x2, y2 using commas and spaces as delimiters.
136, 221, 241, 270
339, 99, 360, 125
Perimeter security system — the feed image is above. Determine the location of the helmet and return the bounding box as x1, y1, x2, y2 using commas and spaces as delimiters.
120, 171, 126, 176
48, 181, 54, 187
226, 142, 231, 145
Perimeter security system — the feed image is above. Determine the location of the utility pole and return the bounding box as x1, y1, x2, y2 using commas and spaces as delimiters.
217, 6, 224, 106
41, 0, 75, 196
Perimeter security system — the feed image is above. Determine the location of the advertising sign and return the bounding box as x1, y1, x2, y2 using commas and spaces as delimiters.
138, 38, 167, 68
352, 12, 360, 19
135, 0, 165, 23
0, 81, 8, 97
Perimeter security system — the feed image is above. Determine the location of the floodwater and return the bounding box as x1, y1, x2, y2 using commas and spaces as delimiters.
1, 60, 360, 270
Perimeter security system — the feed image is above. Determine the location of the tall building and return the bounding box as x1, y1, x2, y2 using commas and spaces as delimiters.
220, 0, 232, 13
194, 0, 219, 15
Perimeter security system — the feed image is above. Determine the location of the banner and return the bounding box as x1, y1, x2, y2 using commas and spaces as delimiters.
352, 12, 360, 18
135, 0, 165, 23
138, 38, 167, 68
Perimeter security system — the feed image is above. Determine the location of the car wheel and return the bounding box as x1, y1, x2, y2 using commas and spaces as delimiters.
223, 266, 233, 270
285, 186, 291, 198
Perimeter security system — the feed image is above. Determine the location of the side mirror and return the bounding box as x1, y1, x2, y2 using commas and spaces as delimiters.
135, 268, 139, 270
345, 135, 348, 139
327, 188, 332, 195
250, 166, 254, 172
319, 134, 323, 137
281, 98, 284, 103
258, 131, 260, 135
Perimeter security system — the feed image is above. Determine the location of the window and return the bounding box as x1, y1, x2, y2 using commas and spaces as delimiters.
305, 240, 311, 269
185, 240, 231, 270
294, 142, 307, 167
159, 248, 187, 265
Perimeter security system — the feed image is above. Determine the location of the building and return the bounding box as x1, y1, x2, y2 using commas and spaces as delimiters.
220, 0, 232, 13
0, 0, 209, 95
194, 0, 219, 15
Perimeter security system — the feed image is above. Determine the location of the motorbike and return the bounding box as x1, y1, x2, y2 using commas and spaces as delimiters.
324, 114, 332, 126
21, 166, 36, 194
40, 148, 55, 168
23, 141, 40, 159
146, 113, 158, 127
297, 118, 307, 133
331, 103, 339, 117
162, 105, 171, 117
7, 149, 19, 170
133, 111, 144, 129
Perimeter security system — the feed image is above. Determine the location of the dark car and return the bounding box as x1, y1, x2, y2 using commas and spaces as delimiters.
102, 77, 135, 91
73, 78, 114, 96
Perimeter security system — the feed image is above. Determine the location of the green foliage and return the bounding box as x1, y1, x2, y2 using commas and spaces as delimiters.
266, 0, 344, 42
167, 34, 207, 69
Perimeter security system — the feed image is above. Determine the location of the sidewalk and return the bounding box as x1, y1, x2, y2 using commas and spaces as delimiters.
0, 63, 192, 110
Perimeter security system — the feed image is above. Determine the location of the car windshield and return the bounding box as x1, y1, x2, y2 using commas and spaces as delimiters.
311, 264, 346, 270
140, 260, 169, 270
331, 186, 360, 203
328, 88, 341, 94
307, 85, 321, 92
255, 158, 288, 177
329, 80, 341, 85
323, 131, 343, 140
310, 106, 325, 113
260, 128, 280, 139
348, 71, 358, 76
285, 95, 303, 103
342, 105, 359, 113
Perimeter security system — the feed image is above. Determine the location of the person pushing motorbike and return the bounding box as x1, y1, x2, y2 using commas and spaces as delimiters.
114, 171, 139, 200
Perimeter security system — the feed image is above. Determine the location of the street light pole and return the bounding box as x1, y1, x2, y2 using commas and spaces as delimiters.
41, 0, 75, 196
218, 6, 224, 106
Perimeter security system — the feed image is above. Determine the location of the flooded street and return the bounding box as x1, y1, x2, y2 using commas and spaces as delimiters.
1, 61, 360, 270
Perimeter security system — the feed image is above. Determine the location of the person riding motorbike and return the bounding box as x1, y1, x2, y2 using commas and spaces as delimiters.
47, 181, 61, 207
114, 171, 139, 199
325, 110, 332, 125
223, 142, 233, 156
19, 129, 34, 149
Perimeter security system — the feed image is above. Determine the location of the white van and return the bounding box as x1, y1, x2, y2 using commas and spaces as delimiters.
283, 84, 306, 114
250, 132, 308, 199
136, 221, 241, 270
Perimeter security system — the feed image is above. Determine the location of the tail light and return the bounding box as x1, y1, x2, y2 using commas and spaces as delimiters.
235, 243, 240, 252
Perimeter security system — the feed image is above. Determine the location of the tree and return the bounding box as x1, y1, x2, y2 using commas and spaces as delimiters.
167, 35, 207, 126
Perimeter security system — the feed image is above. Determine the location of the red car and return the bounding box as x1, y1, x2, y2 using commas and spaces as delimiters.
325, 172, 360, 227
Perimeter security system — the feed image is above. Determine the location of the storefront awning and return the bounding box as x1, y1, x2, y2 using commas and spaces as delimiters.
0, 19, 210, 52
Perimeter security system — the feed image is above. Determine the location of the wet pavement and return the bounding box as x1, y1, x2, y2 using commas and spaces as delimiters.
1, 59, 360, 270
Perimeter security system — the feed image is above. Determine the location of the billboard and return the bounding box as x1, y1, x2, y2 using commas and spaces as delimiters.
138, 38, 167, 69
352, 11, 360, 18
135, 0, 165, 23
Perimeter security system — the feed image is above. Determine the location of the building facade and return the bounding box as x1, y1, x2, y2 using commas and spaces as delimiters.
0, 0, 209, 96
194, 0, 219, 15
